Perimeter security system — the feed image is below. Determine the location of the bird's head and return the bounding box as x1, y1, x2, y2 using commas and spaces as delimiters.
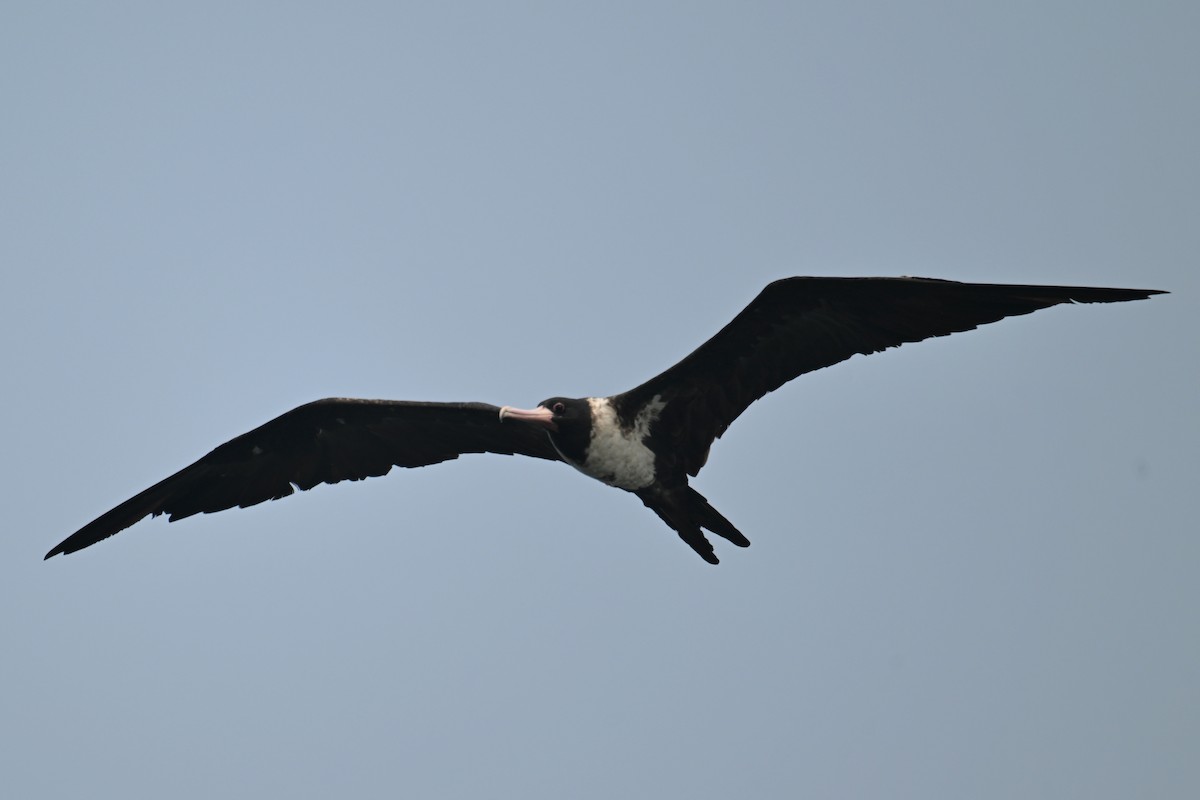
499, 397, 593, 463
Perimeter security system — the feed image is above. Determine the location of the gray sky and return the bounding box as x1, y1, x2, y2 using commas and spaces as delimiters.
3, 3, 1196, 798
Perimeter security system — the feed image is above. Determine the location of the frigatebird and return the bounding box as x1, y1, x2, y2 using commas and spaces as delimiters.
45, 277, 1163, 564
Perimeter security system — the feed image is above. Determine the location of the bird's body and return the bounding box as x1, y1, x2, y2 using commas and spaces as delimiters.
46, 276, 1165, 564
551, 396, 665, 490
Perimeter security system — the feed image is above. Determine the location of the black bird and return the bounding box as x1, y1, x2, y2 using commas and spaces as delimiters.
45, 277, 1164, 564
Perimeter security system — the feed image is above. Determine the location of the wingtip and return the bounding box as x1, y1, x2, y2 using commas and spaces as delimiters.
1070, 285, 1169, 304
44, 539, 74, 560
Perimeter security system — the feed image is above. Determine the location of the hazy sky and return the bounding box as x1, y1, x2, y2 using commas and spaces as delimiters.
2, 3, 1196, 798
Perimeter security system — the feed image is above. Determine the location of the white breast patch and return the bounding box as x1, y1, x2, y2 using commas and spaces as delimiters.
578, 396, 665, 490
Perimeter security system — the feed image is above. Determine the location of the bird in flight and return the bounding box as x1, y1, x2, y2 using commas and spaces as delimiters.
45, 277, 1163, 564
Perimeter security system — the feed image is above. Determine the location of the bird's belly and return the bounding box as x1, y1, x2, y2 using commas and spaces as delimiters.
576, 440, 656, 490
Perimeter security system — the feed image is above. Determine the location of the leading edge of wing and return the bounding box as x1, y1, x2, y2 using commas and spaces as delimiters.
620, 276, 1165, 405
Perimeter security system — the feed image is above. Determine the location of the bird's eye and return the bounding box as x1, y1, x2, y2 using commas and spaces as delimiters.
552, 402, 566, 414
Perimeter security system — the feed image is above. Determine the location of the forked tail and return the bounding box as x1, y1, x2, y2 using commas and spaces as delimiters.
637, 486, 750, 564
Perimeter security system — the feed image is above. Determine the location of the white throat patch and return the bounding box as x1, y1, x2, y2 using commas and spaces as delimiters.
576, 396, 665, 490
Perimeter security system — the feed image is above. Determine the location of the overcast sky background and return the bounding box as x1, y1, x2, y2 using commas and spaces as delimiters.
2, 3, 1196, 798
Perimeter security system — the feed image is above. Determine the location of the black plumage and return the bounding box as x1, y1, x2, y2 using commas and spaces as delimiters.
45, 401, 559, 558
46, 277, 1164, 564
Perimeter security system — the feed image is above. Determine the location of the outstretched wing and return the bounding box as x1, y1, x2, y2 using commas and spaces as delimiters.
613, 276, 1164, 477
46, 398, 561, 558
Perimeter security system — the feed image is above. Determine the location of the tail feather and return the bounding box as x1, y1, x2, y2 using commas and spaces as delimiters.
687, 487, 751, 548
637, 486, 750, 564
